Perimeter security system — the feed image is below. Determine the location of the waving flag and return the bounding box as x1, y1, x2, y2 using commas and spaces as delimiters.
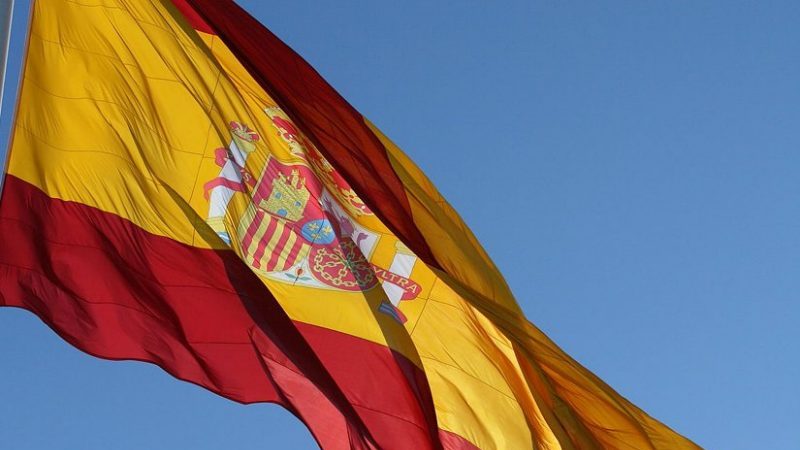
0, 1, 699, 449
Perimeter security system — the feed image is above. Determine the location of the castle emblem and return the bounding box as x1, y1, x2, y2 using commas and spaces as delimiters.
260, 169, 310, 221
238, 158, 319, 274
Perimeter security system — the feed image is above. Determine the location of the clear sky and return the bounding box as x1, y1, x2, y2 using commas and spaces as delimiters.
1, 1, 798, 449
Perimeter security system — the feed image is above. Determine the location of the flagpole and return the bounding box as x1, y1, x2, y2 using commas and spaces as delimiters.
0, 0, 30, 198
0, 0, 14, 118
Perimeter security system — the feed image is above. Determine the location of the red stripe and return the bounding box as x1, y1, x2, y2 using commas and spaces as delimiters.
282, 231, 308, 272
175, 0, 438, 269
0, 176, 457, 450
265, 224, 292, 272
251, 216, 278, 270
240, 210, 265, 256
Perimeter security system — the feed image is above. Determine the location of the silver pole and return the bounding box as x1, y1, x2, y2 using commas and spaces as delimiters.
0, 0, 29, 197
0, 0, 15, 118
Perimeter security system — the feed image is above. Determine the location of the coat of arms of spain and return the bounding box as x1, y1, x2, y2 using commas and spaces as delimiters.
203, 107, 420, 323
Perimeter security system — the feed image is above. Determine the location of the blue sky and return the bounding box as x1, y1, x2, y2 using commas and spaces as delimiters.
2, 1, 799, 449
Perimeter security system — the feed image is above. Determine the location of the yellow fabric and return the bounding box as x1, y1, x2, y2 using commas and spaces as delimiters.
6, 0, 699, 448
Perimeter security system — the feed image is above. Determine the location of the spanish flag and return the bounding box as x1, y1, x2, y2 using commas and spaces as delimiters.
0, 1, 699, 449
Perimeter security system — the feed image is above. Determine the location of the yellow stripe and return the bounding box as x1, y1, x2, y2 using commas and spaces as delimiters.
245, 213, 270, 261
9, 0, 250, 249
261, 219, 285, 267
275, 228, 298, 270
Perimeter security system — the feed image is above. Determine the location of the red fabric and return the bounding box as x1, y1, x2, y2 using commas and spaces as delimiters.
176, 0, 438, 269
0, 176, 455, 450
439, 430, 482, 450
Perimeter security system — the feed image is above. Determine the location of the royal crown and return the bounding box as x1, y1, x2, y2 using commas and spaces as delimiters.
229, 121, 259, 155
266, 107, 306, 156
